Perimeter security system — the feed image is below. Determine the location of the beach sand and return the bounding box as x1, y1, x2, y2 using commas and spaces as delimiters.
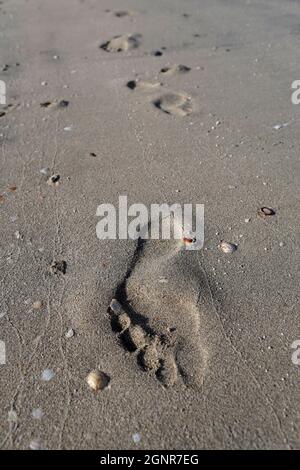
0, 0, 300, 449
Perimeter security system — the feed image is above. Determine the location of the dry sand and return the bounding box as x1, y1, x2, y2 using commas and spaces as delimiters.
0, 0, 300, 450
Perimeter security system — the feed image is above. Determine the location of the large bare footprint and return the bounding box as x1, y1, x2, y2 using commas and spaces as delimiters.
153, 92, 193, 116
108, 236, 208, 389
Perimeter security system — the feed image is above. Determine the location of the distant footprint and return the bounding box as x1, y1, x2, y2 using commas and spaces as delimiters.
160, 64, 191, 76
126, 79, 161, 91
108, 236, 208, 388
100, 34, 141, 52
153, 92, 193, 116
114, 10, 136, 18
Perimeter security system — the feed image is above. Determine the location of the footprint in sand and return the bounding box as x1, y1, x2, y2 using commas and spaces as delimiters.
100, 34, 141, 52
159, 64, 191, 76
114, 10, 136, 18
126, 79, 162, 91
153, 92, 193, 116
108, 235, 208, 388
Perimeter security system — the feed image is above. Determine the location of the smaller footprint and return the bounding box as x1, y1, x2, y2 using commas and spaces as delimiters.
153, 93, 193, 116
160, 64, 191, 76
114, 10, 136, 18
126, 79, 161, 91
100, 34, 142, 52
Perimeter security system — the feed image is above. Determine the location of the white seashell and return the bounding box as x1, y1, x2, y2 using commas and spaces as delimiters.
32, 408, 43, 419
86, 370, 110, 391
65, 328, 75, 338
41, 368, 55, 381
218, 241, 237, 253
132, 432, 141, 444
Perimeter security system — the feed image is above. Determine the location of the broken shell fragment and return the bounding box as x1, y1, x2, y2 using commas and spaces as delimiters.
218, 241, 238, 253
258, 207, 275, 218
86, 370, 110, 391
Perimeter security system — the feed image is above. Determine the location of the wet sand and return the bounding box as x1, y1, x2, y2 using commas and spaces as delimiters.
0, 0, 300, 449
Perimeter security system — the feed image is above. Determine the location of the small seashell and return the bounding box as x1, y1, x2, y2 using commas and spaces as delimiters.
86, 370, 110, 391
65, 328, 75, 338
41, 368, 55, 381
32, 300, 43, 310
32, 408, 43, 419
258, 207, 275, 218
218, 241, 237, 253
132, 432, 141, 444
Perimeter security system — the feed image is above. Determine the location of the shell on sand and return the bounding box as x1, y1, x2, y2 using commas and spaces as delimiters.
86, 370, 110, 391
218, 241, 237, 253
258, 207, 275, 218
